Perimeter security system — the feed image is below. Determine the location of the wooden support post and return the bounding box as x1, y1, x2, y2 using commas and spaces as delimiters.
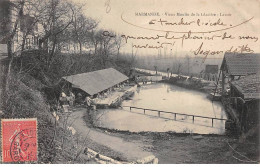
158, 111, 160, 117
235, 98, 238, 109
130, 107, 132, 112
213, 70, 221, 101
192, 116, 194, 123
174, 113, 176, 120
144, 109, 145, 114
212, 118, 214, 127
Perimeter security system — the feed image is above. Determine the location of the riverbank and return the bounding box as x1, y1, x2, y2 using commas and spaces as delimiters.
134, 68, 218, 93
164, 75, 217, 93
82, 107, 259, 163
66, 108, 152, 162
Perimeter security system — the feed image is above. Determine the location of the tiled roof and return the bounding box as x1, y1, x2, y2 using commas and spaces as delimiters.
62, 68, 128, 95
221, 53, 260, 75
231, 73, 260, 99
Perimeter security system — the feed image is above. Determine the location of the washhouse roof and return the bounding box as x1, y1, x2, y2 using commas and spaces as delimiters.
62, 68, 128, 95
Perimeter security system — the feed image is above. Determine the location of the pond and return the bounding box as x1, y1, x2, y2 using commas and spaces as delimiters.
91, 83, 227, 134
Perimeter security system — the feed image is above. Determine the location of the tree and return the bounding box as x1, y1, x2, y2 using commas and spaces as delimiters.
167, 67, 170, 78
5, 0, 25, 58
69, 4, 98, 55
114, 33, 125, 59
185, 54, 191, 76
88, 30, 102, 55
177, 63, 182, 75
4, 0, 25, 86
19, 0, 46, 52
88, 29, 117, 67
99, 30, 116, 67
154, 65, 158, 75
37, 0, 74, 67
0, 0, 25, 114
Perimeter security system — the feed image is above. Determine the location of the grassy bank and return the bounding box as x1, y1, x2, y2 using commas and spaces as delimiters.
0, 50, 134, 163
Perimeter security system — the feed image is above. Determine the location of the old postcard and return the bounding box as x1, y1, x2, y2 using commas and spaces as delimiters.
0, 0, 259, 164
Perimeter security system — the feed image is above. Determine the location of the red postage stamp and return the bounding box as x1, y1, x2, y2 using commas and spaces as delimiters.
1, 118, 37, 163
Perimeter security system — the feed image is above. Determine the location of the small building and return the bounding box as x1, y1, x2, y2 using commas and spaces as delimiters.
0, 0, 41, 55
62, 68, 128, 97
205, 65, 218, 74
204, 64, 218, 81
230, 73, 260, 132
220, 53, 260, 95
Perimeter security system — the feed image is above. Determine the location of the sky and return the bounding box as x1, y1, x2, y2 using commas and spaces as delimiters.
72, 0, 260, 58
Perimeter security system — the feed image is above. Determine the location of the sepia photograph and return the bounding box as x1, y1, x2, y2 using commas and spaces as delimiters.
0, 0, 259, 164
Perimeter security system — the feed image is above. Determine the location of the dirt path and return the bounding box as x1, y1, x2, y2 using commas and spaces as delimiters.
67, 109, 152, 161
66, 108, 259, 164
109, 131, 259, 164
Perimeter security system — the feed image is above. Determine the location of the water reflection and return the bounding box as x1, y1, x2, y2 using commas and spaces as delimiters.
92, 83, 227, 134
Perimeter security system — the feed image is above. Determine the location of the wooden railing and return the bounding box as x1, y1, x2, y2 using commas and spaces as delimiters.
122, 106, 227, 127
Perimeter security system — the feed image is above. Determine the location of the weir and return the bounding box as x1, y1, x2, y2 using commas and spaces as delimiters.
135, 75, 163, 83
